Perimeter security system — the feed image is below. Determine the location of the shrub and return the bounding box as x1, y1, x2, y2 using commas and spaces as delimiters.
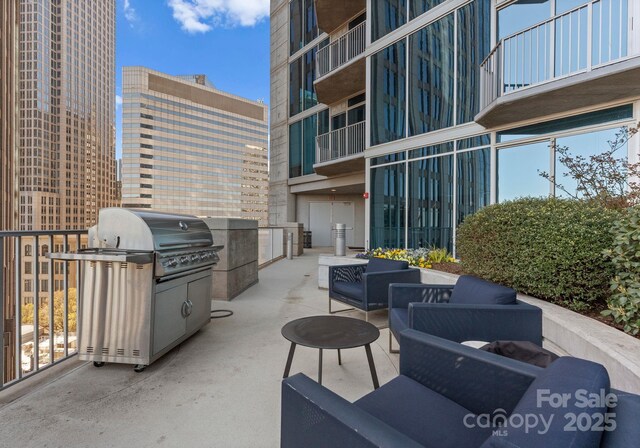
456, 198, 620, 308
603, 206, 640, 335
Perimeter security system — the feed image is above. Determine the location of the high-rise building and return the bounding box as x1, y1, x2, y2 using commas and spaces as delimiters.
18, 0, 117, 231
0, 0, 19, 387
121, 67, 269, 224
270, 0, 640, 252
1, 0, 19, 233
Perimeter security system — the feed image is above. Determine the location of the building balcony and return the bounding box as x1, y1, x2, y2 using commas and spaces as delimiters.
477, 1, 640, 128
314, 21, 366, 105
314, 121, 365, 176
314, 0, 365, 35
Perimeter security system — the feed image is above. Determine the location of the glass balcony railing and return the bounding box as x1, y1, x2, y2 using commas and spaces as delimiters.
258, 228, 285, 267
316, 121, 366, 164
316, 21, 366, 79
481, 0, 634, 110
0, 230, 88, 389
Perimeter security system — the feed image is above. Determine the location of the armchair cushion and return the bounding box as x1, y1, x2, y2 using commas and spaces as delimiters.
355, 375, 491, 448
332, 281, 363, 301
366, 257, 409, 273
450, 275, 517, 305
481, 357, 610, 448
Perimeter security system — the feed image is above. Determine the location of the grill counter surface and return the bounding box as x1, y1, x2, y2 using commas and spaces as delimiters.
49, 208, 222, 371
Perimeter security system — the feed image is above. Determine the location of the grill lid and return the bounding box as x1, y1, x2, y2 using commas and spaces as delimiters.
95, 208, 213, 251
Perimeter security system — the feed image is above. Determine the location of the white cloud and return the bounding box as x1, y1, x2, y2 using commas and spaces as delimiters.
167, 0, 269, 33
124, 0, 138, 24
116, 95, 123, 108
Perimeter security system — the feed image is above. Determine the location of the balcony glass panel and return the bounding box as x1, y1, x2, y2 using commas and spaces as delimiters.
457, 148, 490, 225
370, 163, 406, 248
408, 13, 455, 136
371, 40, 407, 146
372, 0, 407, 42
408, 155, 454, 251
498, 141, 551, 202
498, 0, 551, 40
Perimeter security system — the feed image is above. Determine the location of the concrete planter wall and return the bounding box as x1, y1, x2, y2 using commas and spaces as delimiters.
317, 255, 640, 392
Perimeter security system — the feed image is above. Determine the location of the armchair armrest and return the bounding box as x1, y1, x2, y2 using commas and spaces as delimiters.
329, 264, 367, 284
399, 329, 541, 416
282, 373, 423, 448
362, 269, 421, 308
389, 283, 454, 310
409, 301, 543, 345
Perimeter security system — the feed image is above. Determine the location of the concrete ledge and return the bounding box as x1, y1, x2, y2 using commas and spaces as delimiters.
420, 269, 640, 394
213, 261, 259, 301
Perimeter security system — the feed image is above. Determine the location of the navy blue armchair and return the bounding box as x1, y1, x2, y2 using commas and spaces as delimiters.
329, 258, 420, 321
281, 329, 640, 448
388, 275, 542, 352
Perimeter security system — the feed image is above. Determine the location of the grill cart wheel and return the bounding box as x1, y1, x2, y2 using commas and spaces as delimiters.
93, 362, 105, 368
134, 364, 147, 373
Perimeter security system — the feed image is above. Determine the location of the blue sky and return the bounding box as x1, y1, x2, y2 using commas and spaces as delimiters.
115, 0, 270, 159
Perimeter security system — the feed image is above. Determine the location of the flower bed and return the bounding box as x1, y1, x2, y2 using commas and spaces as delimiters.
356, 247, 456, 270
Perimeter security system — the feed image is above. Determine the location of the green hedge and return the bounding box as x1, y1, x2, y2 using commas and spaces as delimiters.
604, 206, 640, 334
456, 198, 620, 308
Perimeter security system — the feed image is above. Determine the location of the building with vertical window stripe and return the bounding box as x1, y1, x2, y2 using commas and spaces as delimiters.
121, 67, 269, 225
269, 0, 640, 253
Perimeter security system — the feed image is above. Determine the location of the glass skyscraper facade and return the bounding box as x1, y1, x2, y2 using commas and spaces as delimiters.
270, 0, 640, 252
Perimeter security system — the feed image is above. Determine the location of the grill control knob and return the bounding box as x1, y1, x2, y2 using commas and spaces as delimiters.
180, 256, 189, 264
191, 254, 200, 262
167, 258, 178, 268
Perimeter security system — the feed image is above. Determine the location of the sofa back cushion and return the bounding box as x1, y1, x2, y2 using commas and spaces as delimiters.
366, 257, 409, 273
481, 357, 609, 448
449, 275, 517, 305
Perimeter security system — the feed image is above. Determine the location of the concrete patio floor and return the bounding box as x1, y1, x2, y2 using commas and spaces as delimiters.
0, 249, 399, 448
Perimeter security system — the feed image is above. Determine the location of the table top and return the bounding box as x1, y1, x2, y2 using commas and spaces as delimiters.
281, 315, 380, 349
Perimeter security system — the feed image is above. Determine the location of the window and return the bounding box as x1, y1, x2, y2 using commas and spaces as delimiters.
24, 244, 32, 256
302, 115, 317, 175
371, 40, 406, 145
25, 262, 32, 274
24, 279, 32, 293
370, 163, 406, 248
410, 0, 447, 20
457, 148, 490, 225
408, 155, 454, 251
289, 121, 302, 178
372, 0, 407, 42
498, 141, 551, 202
290, 0, 318, 55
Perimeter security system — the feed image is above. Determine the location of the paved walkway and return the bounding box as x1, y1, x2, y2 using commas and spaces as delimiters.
0, 249, 398, 448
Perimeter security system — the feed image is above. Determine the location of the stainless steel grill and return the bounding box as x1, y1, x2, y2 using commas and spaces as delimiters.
50, 208, 222, 372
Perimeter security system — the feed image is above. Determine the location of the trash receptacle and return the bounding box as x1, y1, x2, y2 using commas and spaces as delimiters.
303, 231, 312, 249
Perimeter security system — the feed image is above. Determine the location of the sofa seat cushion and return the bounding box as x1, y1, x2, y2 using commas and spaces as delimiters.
450, 275, 517, 305
481, 357, 609, 448
366, 257, 409, 273
389, 308, 409, 339
355, 375, 491, 448
332, 281, 363, 300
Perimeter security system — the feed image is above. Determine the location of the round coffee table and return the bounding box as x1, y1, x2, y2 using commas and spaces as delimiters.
281, 315, 380, 389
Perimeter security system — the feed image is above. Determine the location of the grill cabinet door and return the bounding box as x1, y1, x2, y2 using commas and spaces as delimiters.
186, 274, 212, 334
153, 283, 187, 355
